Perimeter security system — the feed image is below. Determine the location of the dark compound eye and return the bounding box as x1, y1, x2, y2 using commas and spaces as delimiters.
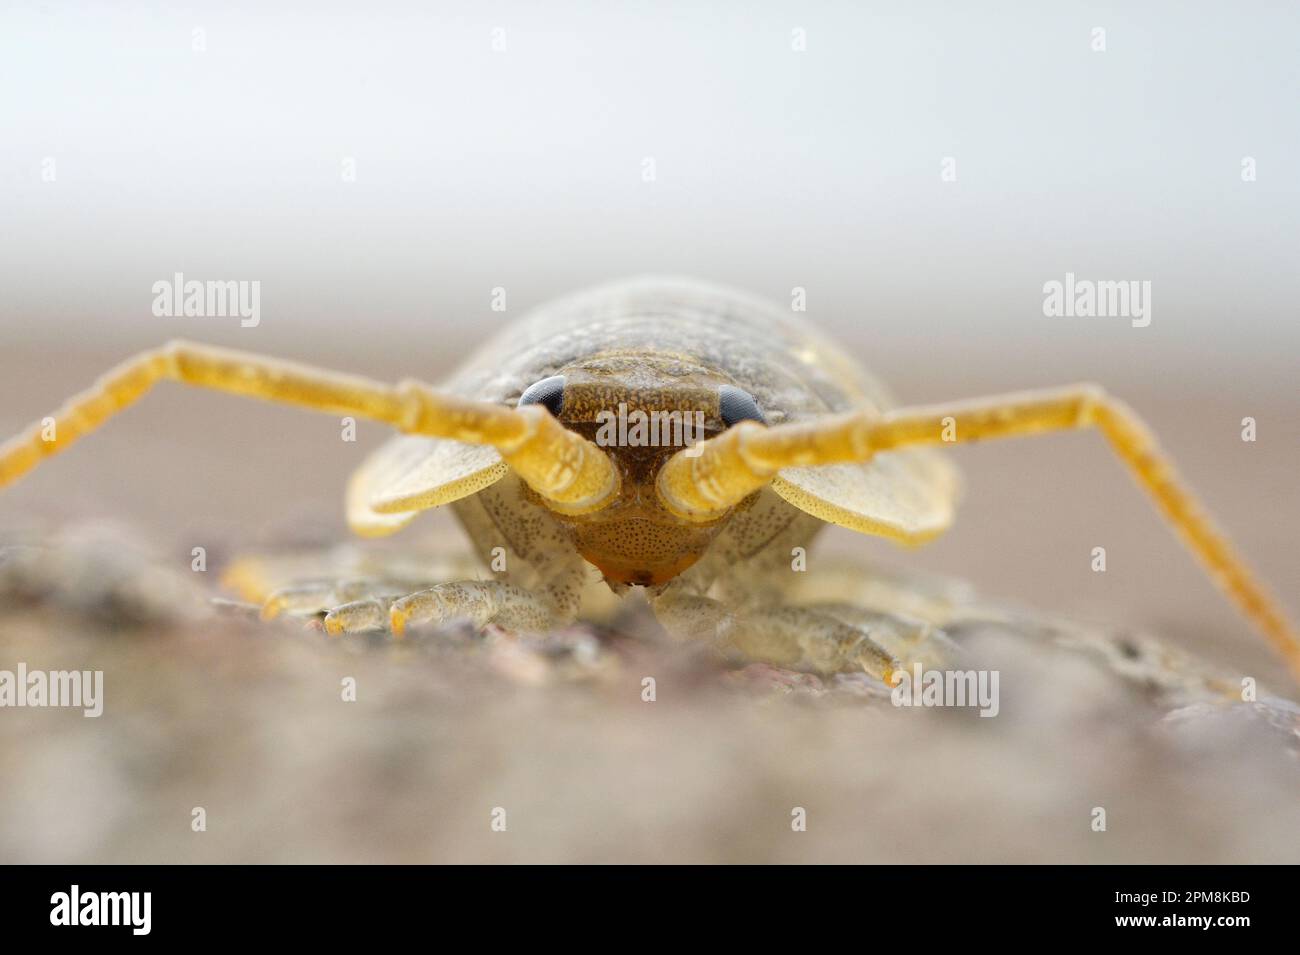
517, 375, 566, 417
719, 384, 765, 427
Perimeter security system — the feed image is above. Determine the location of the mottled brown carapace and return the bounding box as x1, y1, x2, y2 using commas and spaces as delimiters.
536, 352, 736, 586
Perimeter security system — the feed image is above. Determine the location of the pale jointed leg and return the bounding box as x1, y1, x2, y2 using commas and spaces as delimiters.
650, 580, 898, 681
260, 578, 416, 622
262, 567, 583, 637
807, 603, 960, 674
388, 580, 559, 636
384, 494, 593, 635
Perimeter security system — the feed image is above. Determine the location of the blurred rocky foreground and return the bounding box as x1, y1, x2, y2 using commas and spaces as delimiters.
0, 521, 1297, 864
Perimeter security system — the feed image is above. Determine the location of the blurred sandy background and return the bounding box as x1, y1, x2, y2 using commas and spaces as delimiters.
0, 2, 1298, 863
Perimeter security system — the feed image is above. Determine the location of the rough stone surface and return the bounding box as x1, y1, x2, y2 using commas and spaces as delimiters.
1, 524, 1296, 863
